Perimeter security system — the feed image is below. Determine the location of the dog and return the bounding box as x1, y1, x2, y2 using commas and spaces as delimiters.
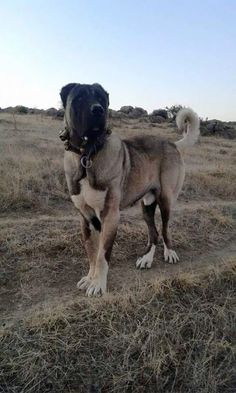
59, 83, 200, 296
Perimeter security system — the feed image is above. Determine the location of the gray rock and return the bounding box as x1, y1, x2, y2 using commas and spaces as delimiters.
45, 107, 58, 117
149, 115, 166, 124
119, 106, 134, 115
150, 109, 168, 119
129, 107, 148, 118
200, 120, 236, 139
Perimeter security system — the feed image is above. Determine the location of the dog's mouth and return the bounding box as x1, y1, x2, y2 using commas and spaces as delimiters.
62, 120, 107, 149
60, 117, 111, 159
85, 114, 107, 136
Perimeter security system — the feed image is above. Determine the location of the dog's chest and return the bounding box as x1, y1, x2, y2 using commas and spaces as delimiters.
81, 179, 107, 218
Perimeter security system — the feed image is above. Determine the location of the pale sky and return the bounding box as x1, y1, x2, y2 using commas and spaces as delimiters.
0, 1, 235, 120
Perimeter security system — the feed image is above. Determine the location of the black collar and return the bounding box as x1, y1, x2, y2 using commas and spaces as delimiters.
59, 127, 85, 154
59, 126, 111, 169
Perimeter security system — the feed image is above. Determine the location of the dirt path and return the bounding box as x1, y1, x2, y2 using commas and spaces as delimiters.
1, 199, 235, 225
1, 194, 235, 325
1, 209, 235, 326
2, 237, 235, 328
109, 238, 236, 292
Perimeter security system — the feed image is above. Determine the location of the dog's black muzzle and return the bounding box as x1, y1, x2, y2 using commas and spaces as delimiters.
90, 103, 104, 117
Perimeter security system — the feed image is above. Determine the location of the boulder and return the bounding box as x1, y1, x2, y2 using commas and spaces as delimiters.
55, 109, 64, 119
118, 106, 147, 118
149, 115, 166, 124
109, 109, 125, 119
45, 107, 58, 117
129, 107, 148, 118
200, 120, 236, 139
150, 109, 168, 119
119, 106, 134, 115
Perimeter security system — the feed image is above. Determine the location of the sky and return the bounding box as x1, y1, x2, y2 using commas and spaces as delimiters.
0, 1, 235, 120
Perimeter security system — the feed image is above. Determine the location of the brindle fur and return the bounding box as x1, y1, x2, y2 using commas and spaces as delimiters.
60, 83, 199, 296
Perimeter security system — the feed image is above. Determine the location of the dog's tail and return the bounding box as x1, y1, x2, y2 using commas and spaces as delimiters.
175, 108, 200, 149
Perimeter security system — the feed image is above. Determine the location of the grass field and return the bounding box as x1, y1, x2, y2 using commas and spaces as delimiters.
0, 112, 235, 392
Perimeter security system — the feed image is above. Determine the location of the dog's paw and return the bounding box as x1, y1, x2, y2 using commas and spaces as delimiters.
163, 244, 179, 264
136, 245, 156, 269
86, 277, 107, 297
77, 276, 92, 290
136, 255, 153, 269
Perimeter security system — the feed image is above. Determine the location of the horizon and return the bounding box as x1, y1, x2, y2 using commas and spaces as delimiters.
1, 103, 234, 123
0, 1, 235, 121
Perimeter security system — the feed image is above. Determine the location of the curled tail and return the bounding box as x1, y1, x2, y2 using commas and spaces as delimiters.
175, 108, 200, 149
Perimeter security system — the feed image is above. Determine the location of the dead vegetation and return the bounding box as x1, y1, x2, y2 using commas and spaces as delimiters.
1, 262, 235, 392
0, 112, 236, 392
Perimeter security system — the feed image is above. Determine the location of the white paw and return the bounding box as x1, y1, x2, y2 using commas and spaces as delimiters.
77, 276, 92, 290
163, 243, 179, 264
136, 245, 156, 269
86, 276, 107, 297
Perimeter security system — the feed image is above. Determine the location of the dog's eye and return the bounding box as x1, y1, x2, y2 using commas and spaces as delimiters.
97, 96, 105, 105
76, 96, 84, 103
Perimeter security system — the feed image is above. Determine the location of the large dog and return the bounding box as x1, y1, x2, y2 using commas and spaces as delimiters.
60, 83, 200, 296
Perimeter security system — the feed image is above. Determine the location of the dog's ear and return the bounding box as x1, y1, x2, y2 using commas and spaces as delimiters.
106, 91, 110, 106
93, 83, 109, 106
60, 83, 77, 108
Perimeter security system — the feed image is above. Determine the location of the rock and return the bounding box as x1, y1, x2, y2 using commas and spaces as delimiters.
119, 106, 134, 115
109, 109, 125, 119
28, 108, 43, 114
55, 109, 64, 119
45, 107, 58, 117
200, 120, 236, 139
118, 106, 147, 119
149, 115, 166, 124
129, 107, 148, 118
150, 109, 168, 119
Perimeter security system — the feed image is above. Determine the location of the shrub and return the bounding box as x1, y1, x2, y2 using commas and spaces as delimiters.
15, 105, 29, 114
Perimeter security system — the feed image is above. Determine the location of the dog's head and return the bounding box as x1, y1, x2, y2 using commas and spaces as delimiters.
60, 83, 109, 146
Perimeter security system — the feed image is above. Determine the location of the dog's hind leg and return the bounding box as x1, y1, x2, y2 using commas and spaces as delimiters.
77, 216, 100, 290
158, 193, 179, 264
158, 156, 185, 264
136, 192, 158, 269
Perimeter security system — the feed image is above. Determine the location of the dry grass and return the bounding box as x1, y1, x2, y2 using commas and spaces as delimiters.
0, 113, 67, 213
0, 114, 236, 212
1, 261, 235, 393
0, 113, 236, 392
182, 169, 236, 201
0, 206, 234, 259
1, 205, 235, 321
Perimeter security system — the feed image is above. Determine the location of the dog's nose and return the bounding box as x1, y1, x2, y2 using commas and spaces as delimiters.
91, 104, 104, 116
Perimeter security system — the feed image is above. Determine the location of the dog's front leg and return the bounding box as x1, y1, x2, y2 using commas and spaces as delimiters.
77, 216, 100, 291
86, 191, 120, 296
